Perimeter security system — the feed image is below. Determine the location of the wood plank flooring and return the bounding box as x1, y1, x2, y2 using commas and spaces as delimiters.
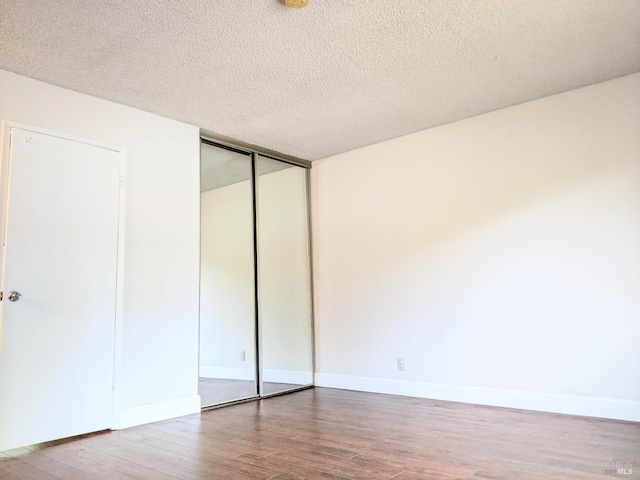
199, 378, 258, 406
1, 387, 638, 479
199, 378, 307, 406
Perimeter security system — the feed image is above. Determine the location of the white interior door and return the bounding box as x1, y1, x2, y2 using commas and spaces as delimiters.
0, 126, 122, 451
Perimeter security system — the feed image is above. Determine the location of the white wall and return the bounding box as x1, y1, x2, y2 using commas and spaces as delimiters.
312, 73, 640, 421
199, 167, 313, 384
258, 166, 313, 384
0, 70, 201, 427
200, 180, 256, 380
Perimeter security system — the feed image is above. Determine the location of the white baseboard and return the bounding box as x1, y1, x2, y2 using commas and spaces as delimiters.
264, 369, 313, 385
200, 366, 254, 381
200, 366, 313, 385
315, 373, 640, 422
115, 395, 201, 430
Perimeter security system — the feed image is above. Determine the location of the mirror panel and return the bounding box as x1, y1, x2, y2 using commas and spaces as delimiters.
199, 142, 257, 407
256, 155, 314, 396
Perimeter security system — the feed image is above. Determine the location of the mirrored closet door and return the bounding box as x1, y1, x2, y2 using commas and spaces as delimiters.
256, 155, 314, 396
199, 140, 314, 409
199, 141, 258, 407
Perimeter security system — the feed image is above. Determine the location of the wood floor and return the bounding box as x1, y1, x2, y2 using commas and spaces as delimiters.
199, 378, 307, 406
1, 387, 638, 479
199, 378, 258, 406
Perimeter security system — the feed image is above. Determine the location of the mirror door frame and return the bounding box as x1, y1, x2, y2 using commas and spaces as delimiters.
199, 137, 315, 410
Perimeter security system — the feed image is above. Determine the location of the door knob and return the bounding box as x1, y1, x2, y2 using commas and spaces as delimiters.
8, 291, 21, 302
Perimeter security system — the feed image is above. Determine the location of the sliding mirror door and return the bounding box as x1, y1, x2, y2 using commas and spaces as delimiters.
256, 155, 314, 396
199, 142, 258, 407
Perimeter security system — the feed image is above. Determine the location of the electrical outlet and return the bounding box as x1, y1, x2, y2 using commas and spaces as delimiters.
240, 351, 246, 362
397, 357, 405, 371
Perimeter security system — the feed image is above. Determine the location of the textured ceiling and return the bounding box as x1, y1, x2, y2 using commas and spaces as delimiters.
201, 144, 252, 192
1, 1, 639, 161
201, 142, 289, 192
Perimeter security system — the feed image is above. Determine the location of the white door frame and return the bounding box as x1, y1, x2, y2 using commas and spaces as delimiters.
0, 120, 127, 431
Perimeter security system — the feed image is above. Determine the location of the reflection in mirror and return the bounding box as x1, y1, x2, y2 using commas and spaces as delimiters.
257, 155, 314, 396
199, 142, 257, 407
